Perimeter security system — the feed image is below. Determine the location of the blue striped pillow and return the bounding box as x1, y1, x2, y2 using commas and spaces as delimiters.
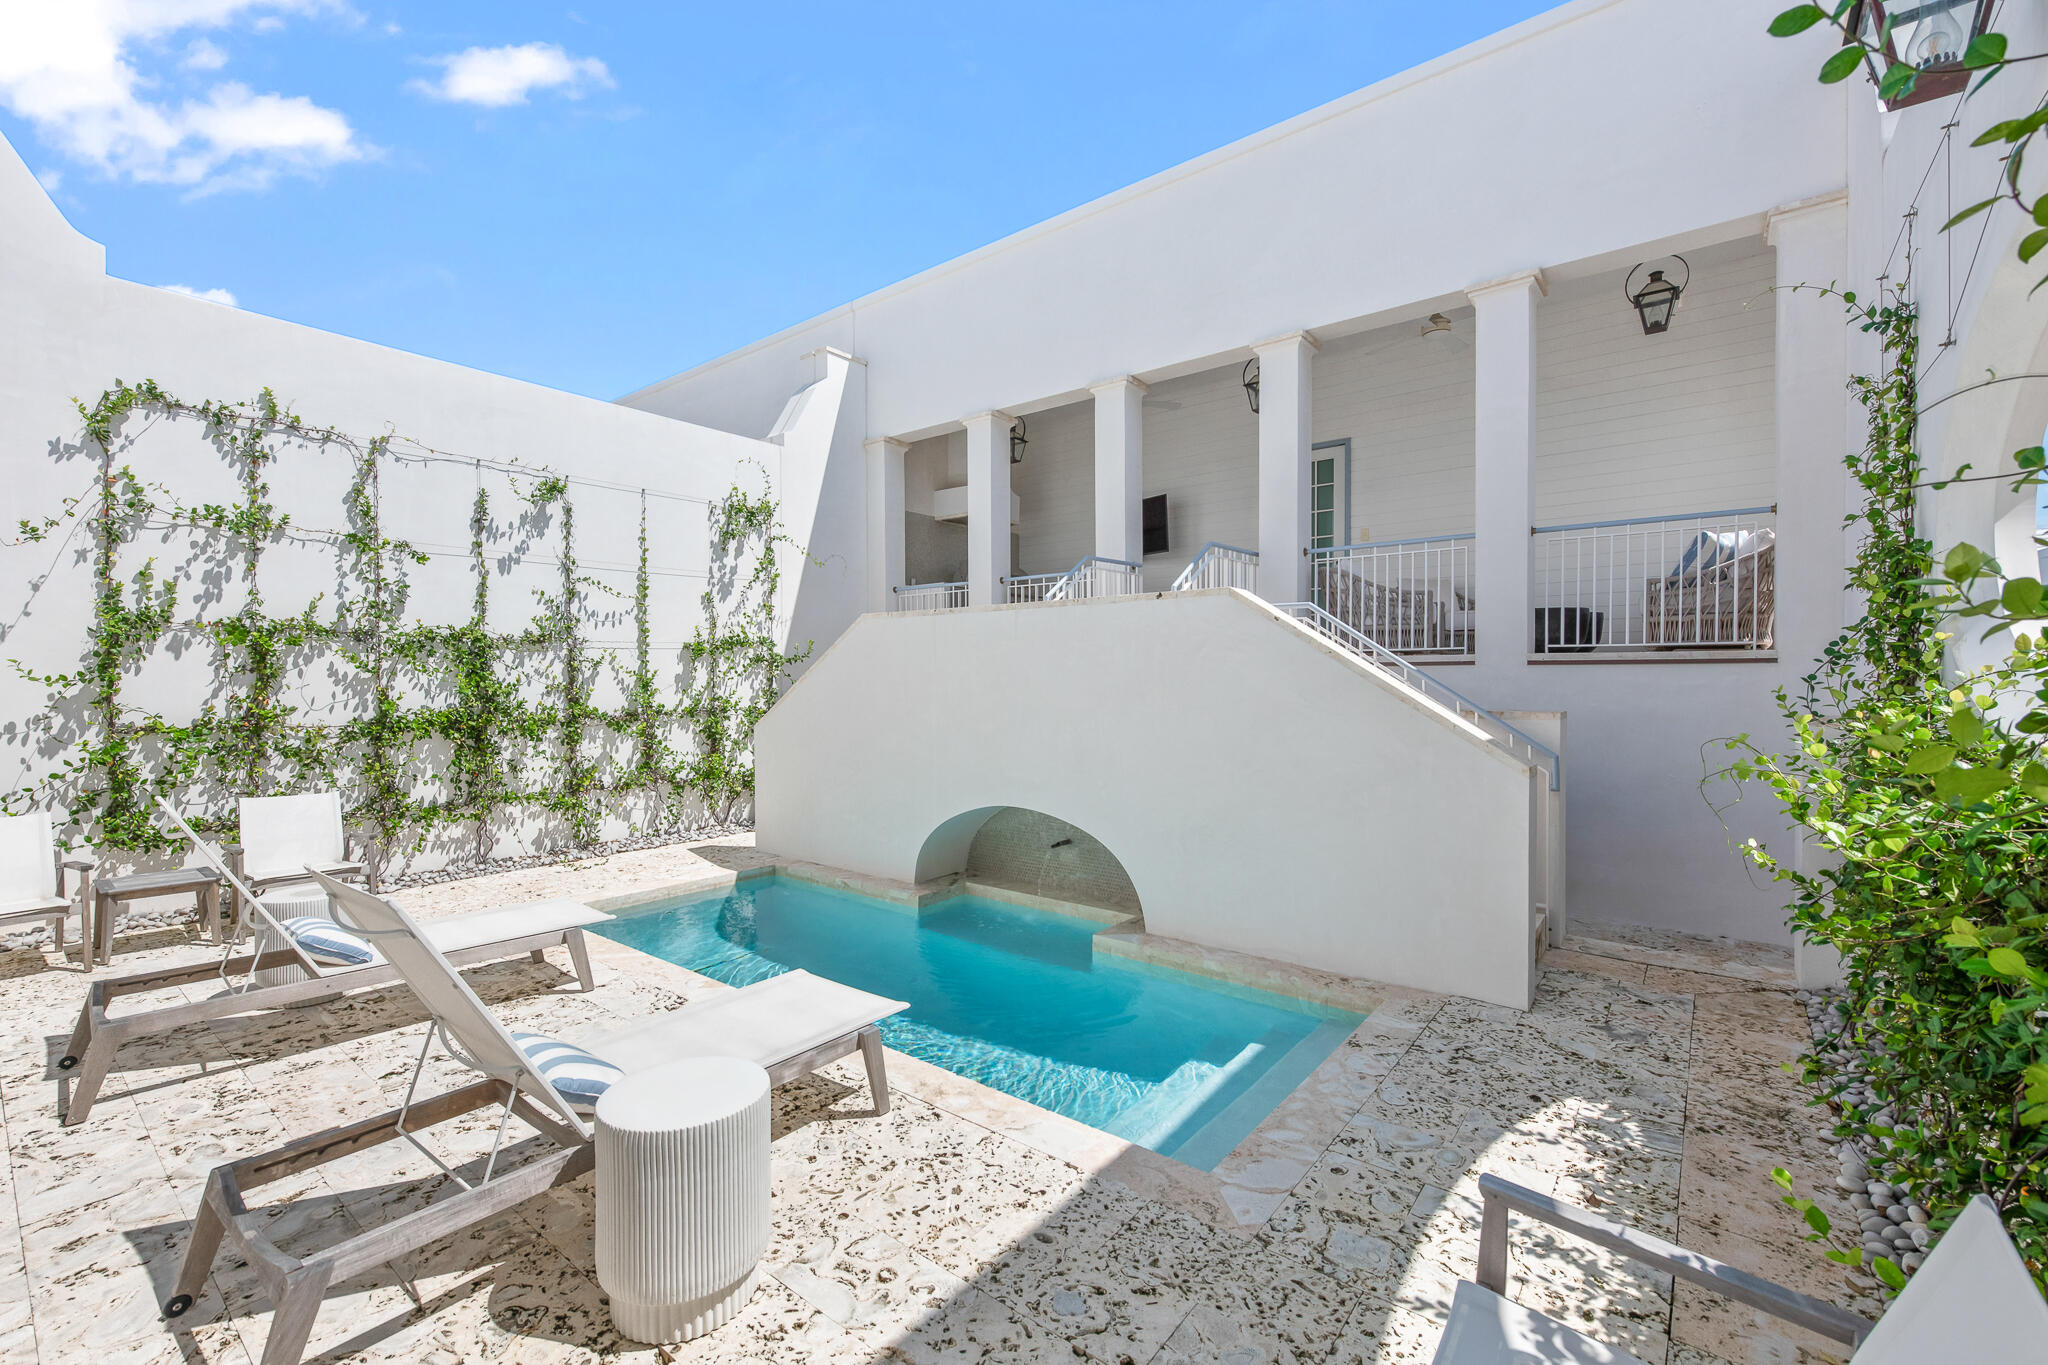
512, 1033, 623, 1111
282, 916, 375, 967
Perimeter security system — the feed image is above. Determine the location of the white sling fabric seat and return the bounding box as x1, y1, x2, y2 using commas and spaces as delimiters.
314, 872, 908, 1126
58, 802, 605, 1126
575, 969, 907, 1076
158, 872, 907, 1365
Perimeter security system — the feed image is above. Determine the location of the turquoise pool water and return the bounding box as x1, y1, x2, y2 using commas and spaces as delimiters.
594, 876, 1363, 1170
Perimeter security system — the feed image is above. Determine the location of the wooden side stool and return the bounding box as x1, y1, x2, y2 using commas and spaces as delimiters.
90, 867, 225, 969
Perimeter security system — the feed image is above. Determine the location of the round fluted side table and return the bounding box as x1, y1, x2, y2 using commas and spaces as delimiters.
251, 881, 335, 992
594, 1056, 771, 1343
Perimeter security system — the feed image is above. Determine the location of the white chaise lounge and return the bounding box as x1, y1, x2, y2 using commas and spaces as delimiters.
1436, 1173, 2047, 1363
164, 869, 907, 1365
57, 803, 604, 1125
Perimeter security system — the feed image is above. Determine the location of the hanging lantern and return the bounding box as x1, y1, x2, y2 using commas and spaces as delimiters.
1009, 416, 1028, 464
1852, 1, 1992, 108
1624, 257, 1689, 336
1242, 358, 1260, 414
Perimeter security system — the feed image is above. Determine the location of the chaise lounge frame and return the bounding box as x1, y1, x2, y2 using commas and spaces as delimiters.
165, 869, 903, 1365
57, 799, 597, 1125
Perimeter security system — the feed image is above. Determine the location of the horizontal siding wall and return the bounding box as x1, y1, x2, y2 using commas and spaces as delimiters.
1534, 235, 1776, 526
1011, 399, 1095, 576
948, 235, 1773, 592
1316, 316, 1476, 542
1139, 364, 1261, 592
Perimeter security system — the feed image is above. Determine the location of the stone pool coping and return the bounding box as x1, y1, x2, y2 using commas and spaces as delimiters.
578, 855, 1434, 1238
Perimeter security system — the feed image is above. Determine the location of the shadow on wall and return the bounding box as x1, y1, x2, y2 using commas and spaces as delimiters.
918, 806, 1142, 917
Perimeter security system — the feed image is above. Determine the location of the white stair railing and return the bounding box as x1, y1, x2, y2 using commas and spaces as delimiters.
890, 581, 968, 612
1005, 556, 1142, 604
1170, 543, 1260, 592
1275, 600, 1560, 791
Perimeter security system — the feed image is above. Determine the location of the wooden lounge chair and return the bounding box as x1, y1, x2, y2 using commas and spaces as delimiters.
164, 869, 908, 1365
0, 809, 92, 959
56, 801, 603, 1126
1432, 1174, 2046, 1363
222, 790, 371, 939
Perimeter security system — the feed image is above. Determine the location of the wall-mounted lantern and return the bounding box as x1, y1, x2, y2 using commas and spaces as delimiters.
1242, 358, 1260, 414
1852, 1, 1992, 109
1009, 416, 1028, 464
1624, 257, 1689, 336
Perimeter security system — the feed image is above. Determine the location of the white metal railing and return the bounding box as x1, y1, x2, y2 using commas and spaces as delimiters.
1308, 534, 1474, 658
1004, 556, 1142, 605
1530, 507, 1776, 653
890, 581, 968, 612
1276, 600, 1561, 791
1170, 543, 1260, 592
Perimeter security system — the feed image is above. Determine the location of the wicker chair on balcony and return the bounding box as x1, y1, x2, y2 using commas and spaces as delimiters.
1644, 529, 1775, 648
1319, 562, 1448, 652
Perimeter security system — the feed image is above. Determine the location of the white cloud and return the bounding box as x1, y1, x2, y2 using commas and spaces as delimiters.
35, 167, 63, 193
159, 283, 238, 305
0, 2, 369, 192
182, 37, 227, 70
408, 42, 612, 108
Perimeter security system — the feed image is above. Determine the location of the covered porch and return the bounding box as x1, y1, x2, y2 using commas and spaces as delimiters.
868, 220, 1829, 664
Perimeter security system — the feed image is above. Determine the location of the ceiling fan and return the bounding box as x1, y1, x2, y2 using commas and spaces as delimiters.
1417, 312, 1472, 355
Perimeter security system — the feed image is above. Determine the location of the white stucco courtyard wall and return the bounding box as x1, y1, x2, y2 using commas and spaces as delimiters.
754, 590, 1540, 1008
0, 136, 861, 865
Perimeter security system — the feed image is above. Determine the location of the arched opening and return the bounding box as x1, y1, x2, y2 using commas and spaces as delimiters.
914, 806, 1142, 917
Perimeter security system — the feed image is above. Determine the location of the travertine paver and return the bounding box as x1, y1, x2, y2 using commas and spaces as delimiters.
0, 840, 1878, 1364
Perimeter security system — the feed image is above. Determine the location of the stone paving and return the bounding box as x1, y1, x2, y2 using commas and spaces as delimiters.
0, 838, 1880, 1364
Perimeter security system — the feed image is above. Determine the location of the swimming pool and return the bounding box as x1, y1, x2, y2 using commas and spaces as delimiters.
594, 876, 1363, 1170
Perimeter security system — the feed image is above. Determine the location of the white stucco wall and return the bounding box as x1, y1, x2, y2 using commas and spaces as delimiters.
0, 134, 859, 862
621, 0, 1843, 445
755, 590, 1539, 1008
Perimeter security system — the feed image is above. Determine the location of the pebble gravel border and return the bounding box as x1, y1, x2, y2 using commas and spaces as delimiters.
1797, 986, 1934, 1277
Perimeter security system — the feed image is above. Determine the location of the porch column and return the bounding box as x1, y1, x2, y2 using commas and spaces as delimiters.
1254, 332, 1319, 603
863, 437, 907, 613
1090, 377, 1147, 566
963, 411, 1014, 606
1767, 193, 1851, 667
1469, 271, 1544, 665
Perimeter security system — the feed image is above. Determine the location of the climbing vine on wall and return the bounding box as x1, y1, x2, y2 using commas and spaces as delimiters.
6, 381, 809, 864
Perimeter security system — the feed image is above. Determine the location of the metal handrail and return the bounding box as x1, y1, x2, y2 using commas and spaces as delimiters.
1275, 601, 1561, 791
1530, 505, 1775, 536
889, 581, 969, 612
1308, 531, 1475, 555
1170, 543, 1260, 592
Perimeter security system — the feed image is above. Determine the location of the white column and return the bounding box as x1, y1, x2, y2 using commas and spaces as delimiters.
1766, 194, 1850, 669
1254, 332, 1319, 603
1469, 271, 1544, 665
963, 411, 1013, 606
863, 437, 907, 613
1090, 377, 1146, 566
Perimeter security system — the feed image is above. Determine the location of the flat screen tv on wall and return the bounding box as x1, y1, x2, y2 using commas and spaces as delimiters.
1142, 495, 1168, 556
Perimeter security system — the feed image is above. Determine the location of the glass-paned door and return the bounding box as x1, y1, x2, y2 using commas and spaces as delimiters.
1309, 438, 1350, 609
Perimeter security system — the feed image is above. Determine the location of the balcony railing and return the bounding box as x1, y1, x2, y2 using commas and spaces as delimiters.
1170, 543, 1259, 592
1004, 556, 1143, 605
1309, 534, 1474, 659
890, 581, 968, 612
1530, 506, 1775, 654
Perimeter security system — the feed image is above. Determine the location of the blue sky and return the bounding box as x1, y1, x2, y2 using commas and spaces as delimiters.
1, 2, 1557, 402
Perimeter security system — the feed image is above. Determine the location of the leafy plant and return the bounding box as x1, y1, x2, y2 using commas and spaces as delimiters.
10, 381, 806, 868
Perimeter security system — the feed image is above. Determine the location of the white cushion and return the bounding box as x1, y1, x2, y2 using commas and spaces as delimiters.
513, 1032, 622, 1112
282, 916, 376, 967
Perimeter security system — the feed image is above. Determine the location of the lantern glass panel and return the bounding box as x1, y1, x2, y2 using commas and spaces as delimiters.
1634, 273, 1679, 334
1862, 0, 1978, 69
